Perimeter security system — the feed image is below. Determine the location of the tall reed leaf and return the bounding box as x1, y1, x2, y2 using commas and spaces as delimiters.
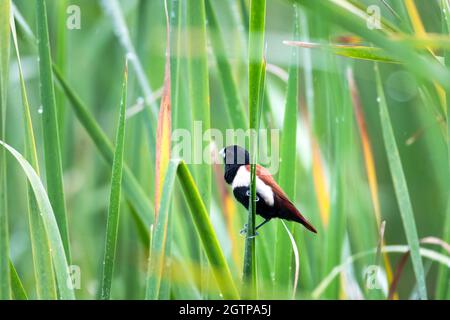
0, 0, 11, 299
154, 0, 172, 219
146, 159, 179, 300
0, 141, 75, 299
243, 0, 266, 299
177, 161, 239, 299
275, 5, 300, 296
36, 0, 70, 259
147, 0, 172, 299
375, 63, 427, 300
100, 62, 128, 300
11, 14, 57, 299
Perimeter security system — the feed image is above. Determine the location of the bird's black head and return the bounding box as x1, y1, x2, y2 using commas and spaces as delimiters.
219, 145, 250, 184
219, 145, 250, 166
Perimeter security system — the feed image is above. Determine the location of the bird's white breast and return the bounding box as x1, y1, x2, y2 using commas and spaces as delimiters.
231, 166, 274, 206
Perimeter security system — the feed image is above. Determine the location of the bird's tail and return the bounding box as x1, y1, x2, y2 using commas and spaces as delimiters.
292, 210, 317, 233
280, 202, 317, 234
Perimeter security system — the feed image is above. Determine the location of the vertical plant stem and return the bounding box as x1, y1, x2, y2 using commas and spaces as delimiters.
243, 0, 266, 299
0, 0, 11, 300
36, 0, 71, 260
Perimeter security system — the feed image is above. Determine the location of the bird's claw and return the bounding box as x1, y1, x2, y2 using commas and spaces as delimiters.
239, 224, 259, 238
239, 224, 248, 235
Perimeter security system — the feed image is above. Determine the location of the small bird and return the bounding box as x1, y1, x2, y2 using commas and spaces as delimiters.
219, 145, 317, 234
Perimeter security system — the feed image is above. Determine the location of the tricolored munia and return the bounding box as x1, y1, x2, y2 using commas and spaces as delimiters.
219, 145, 317, 234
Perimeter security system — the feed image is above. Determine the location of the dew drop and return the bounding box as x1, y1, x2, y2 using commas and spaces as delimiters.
376, 97, 381, 103
38, 106, 43, 114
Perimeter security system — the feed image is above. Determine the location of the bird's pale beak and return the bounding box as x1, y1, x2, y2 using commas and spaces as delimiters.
219, 148, 225, 159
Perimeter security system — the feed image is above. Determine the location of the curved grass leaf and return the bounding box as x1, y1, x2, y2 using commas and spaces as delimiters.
312, 245, 450, 299
36, 0, 70, 260
0, 141, 75, 299
281, 221, 300, 299
375, 63, 427, 300
11, 13, 57, 299
100, 62, 128, 300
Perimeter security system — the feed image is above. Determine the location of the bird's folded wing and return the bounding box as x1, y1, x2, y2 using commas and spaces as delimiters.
246, 164, 317, 233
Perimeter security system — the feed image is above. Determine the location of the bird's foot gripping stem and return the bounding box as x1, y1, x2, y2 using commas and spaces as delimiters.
239, 223, 259, 238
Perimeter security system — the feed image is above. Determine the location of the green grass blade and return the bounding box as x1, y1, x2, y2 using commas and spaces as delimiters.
205, 0, 247, 130
9, 260, 27, 300
243, 0, 266, 299
146, 159, 180, 300
284, 41, 399, 63
177, 161, 239, 299
0, 0, 11, 300
375, 63, 427, 300
52, 67, 152, 235
36, 0, 70, 260
0, 141, 75, 299
100, 63, 128, 300
186, 0, 211, 208
274, 5, 300, 296
11, 14, 57, 299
